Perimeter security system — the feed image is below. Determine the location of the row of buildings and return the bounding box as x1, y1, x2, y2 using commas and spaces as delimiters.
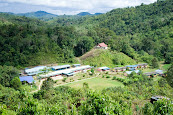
144, 70, 164, 77
39, 65, 91, 78
24, 64, 82, 76
115, 63, 148, 72
97, 63, 164, 77
20, 62, 163, 84
97, 66, 141, 75
97, 63, 148, 72
20, 64, 91, 84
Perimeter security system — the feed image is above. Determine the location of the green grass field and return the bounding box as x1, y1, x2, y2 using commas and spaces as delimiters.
66, 77, 124, 90
162, 64, 171, 71
141, 68, 158, 73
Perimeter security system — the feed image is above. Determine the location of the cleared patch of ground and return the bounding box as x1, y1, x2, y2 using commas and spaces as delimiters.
79, 48, 103, 60
51, 76, 63, 80
65, 77, 124, 90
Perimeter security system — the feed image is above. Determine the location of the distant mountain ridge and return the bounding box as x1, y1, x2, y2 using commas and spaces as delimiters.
77, 12, 103, 16
17, 11, 57, 19
94, 13, 103, 15
1, 11, 102, 18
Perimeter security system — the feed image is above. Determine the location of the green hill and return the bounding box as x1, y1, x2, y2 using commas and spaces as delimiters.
77, 12, 92, 16
79, 49, 136, 68
77, 12, 103, 16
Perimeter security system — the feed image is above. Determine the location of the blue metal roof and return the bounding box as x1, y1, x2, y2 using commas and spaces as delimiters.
155, 69, 163, 74
19, 76, 34, 84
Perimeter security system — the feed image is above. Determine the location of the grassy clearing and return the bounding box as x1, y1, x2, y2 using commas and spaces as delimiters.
162, 64, 171, 71
140, 68, 158, 73
65, 77, 124, 90
21, 84, 38, 92
80, 49, 136, 68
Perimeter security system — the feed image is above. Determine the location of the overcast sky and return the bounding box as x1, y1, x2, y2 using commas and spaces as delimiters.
0, 0, 157, 15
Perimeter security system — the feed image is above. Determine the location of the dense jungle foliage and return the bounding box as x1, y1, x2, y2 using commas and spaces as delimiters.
0, 0, 172, 67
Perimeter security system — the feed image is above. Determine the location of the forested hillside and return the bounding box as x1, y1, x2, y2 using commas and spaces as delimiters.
49, 0, 173, 64
0, 13, 64, 67
0, 0, 172, 68
0, 13, 85, 67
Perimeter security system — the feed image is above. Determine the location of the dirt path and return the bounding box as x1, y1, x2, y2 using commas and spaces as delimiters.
76, 57, 82, 64
31, 79, 45, 93
38, 79, 45, 90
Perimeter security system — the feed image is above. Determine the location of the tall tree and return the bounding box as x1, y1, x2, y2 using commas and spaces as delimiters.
41, 78, 54, 90
166, 64, 173, 87
74, 36, 94, 56
11, 77, 22, 90
0, 66, 19, 87
152, 58, 159, 68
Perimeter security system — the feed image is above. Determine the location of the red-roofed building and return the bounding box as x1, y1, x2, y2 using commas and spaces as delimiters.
96, 42, 108, 49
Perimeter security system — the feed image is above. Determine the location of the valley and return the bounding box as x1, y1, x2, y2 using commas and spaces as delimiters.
0, 0, 172, 114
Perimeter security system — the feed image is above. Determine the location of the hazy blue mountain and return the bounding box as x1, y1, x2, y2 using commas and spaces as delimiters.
77, 12, 103, 16
0, 12, 14, 15
17, 11, 57, 19
77, 12, 92, 16
94, 13, 103, 15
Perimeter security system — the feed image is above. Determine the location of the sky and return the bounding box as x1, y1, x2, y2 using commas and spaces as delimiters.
0, 0, 157, 15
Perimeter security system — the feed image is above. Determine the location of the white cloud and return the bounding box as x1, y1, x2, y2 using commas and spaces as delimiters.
0, 3, 8, 7
0, 0, 157, 15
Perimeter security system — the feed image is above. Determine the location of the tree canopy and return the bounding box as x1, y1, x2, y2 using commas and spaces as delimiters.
0, 0, 172, 67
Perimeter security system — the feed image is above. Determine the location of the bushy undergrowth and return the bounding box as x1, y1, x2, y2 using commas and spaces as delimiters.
0, 72, 172, 114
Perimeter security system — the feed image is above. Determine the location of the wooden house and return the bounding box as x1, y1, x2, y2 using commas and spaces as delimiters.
97, 67, 110, 71
126, 65, 138, 71
137, 63, 148, 68
114, 67, 126, 72
144, 72, 157, 77
95, 42, 108, 49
